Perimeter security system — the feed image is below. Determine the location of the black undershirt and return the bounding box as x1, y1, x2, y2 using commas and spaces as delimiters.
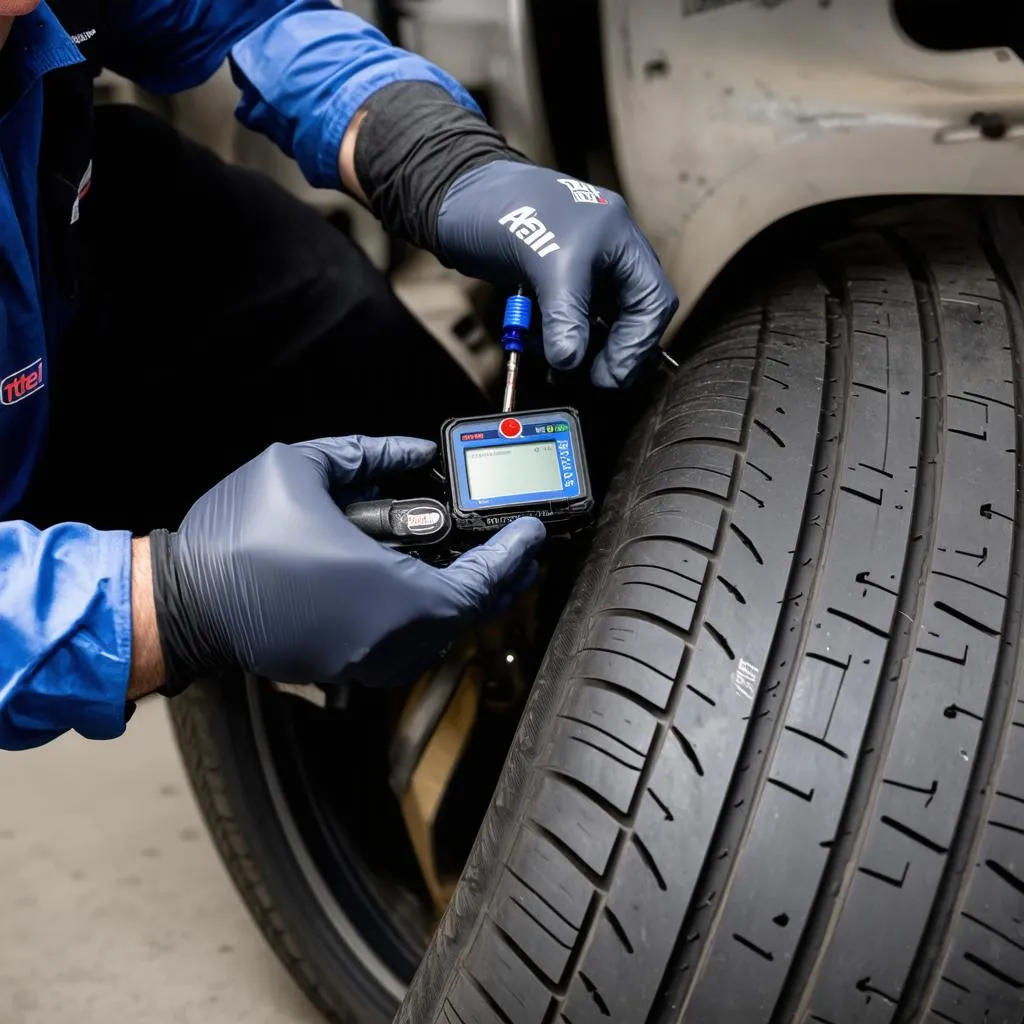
0, 31, 22, 115
353, 81, 530, 253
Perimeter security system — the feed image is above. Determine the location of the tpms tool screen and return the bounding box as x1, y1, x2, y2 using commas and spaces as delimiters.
465, 441, 564, 501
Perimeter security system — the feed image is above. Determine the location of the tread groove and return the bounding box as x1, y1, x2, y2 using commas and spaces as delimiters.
631, 834, 668, 892
894, 225, 1024, 1023
566, 734, 644, 773
825, 606, 890, 640
589, 605, 693, 643
960, 911, 1024, 953
773, 232, 944, 1024
575, 676, 666, 716
613, 561, 705, 589
522, 819, 610, 891
632, 485, 731, 508
753, 419, 786, 448
703, 622, 736, 661
733, 934, 775, 962
961, 952, 1023, 990
603, 907, 635, 955
580, 643, 676, 683
505, 864, 583, 934
880, 815, 949, 855
465, 971, 517, 1024
717, 575, 748, 605
986, 859, 1024, 896
729, 523, 765, 565
488, 915, 571, 991
540, 766, 634, 821
932, 600, 1000, 638
671, 725, 706, 777
578, 973, 611, 1016
444, 1000, 468, 1024
558, 714, 647, 758
650, 288, 846, 1024
686, 684, 717, 707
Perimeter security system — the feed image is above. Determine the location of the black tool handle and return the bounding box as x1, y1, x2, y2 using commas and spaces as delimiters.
343, 498, 452, 548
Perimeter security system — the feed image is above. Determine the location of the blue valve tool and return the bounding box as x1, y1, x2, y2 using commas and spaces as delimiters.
501, 288, 532, 413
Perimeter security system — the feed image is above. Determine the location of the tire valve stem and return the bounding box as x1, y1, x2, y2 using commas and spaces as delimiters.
502, 288, 532, 414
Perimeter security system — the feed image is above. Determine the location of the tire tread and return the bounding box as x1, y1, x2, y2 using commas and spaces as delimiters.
397, 202, 1024, 1024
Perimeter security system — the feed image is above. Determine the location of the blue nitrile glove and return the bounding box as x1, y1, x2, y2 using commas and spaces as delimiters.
436, 162, 680, 388
149, 436, 546, 692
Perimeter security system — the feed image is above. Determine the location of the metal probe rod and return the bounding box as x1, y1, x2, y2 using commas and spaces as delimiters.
501, 288, 532, 414
502, 349, 521, 414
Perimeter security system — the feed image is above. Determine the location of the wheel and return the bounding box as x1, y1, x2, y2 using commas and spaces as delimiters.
168, 573, 579, 1023
169, 678, 425, 1023
397, 201, 1024, 1024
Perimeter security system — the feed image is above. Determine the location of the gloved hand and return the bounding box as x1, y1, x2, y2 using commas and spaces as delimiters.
436, 161, 679, 388
149, 436, 546, 692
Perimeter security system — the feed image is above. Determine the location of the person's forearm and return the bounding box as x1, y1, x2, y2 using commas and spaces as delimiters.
128, 537, 166, 700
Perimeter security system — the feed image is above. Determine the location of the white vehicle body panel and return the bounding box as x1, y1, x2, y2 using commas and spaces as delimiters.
601, 0, 1024, 315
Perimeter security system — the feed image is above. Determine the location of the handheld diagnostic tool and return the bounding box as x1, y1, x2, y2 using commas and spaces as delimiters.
442, 408, 593, 532
343, 290, 594, 553
342, 408, 593, 552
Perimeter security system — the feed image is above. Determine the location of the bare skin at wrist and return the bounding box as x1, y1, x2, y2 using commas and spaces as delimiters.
128, 536, 166, 700
339, 107, 370, 204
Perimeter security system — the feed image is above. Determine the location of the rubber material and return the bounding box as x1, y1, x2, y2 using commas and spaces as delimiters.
397, 201, 1024, 1024
169, 676, 415, 1024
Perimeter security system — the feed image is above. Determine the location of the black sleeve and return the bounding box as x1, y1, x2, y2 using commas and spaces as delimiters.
353, 81, 531, 252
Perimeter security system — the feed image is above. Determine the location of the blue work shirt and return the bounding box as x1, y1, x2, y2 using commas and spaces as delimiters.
0, 0, 478, 749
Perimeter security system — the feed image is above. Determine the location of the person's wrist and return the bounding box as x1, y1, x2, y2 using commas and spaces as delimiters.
128, 536, 166, 700
149, 528, 231, 696
351, 81, 528, 252
339, 107, 370, 204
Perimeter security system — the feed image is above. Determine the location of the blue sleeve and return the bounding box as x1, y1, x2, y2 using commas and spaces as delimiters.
0, 522, 133, 750
105, 0, 481, 190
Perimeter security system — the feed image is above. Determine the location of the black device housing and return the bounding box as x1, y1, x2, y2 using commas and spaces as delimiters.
440, 407, 595, 534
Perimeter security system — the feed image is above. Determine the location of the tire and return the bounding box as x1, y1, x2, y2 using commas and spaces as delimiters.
397, 201, 1024, 1024
169, 677, 424, 1024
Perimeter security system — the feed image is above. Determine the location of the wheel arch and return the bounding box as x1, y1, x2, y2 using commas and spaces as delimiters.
600, 0, 1024, 321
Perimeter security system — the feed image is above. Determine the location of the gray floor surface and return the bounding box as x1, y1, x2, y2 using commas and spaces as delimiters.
1, 699, 323, 1024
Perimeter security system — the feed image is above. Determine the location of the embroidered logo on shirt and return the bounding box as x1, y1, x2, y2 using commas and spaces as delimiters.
70, 29, 97, 44
70, 161, 92, 225
557, 178, 608, 205
1, 358, 44, 406
498, 207, 561, 258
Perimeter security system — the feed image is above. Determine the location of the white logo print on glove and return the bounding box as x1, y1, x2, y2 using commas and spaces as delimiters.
497, 207, 562, 258
557, 177, 608, 205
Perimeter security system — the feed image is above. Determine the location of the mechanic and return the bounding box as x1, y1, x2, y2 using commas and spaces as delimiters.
0, 0, 678, 750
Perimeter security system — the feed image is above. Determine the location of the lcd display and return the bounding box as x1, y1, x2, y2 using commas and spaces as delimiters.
465, 441, 564, 501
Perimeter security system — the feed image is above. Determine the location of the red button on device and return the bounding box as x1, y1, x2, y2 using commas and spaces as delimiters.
499, 417, 522, 439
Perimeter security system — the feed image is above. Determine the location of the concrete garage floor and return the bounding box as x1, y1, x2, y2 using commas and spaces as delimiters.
0, 699, 323, 1024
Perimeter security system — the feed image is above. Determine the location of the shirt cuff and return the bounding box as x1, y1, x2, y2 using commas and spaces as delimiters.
0, 525, 133, 749
71, 527, 134, 742
228, 1, 482, 193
